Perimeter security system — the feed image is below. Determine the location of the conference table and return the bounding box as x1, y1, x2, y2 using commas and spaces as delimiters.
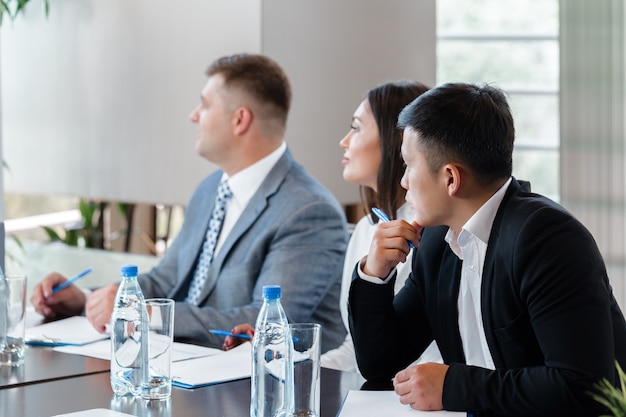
0, 344, 368, 417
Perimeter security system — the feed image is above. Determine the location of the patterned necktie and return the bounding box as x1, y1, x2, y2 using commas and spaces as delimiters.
186, 178, 233, 305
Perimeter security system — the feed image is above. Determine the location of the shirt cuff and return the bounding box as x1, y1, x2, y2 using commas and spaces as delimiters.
357, 258, 396, 284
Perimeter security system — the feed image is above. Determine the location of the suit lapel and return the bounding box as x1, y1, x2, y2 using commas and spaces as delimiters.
480, 178, 523, 368
438, 252, 466, 363
193, 150, 293, 303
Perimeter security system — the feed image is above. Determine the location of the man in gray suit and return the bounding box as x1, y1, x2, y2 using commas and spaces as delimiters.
31, 53, 348, 352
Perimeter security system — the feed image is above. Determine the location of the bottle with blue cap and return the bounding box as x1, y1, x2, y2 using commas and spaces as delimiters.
110, 264, 149, 396
251, 285, 294, 417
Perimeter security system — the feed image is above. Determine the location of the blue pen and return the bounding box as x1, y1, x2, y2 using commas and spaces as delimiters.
371, 207, 415, 249
209, 329, 252, 340
51, 267, 93, 294
210, 329, 299, 342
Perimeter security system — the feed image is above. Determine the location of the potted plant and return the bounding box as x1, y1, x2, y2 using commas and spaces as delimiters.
0, 0, 49, 25
591, 361, 626, 417
42, 200, 108, 249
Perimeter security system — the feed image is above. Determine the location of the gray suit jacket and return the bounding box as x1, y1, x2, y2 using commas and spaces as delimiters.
138, 149, 348, 352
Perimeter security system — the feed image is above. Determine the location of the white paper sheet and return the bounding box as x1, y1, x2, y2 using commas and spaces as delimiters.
25, 316, 108, 346
338, 390, 466, 417
54, 339, 221, 362
171, 342, 252, 388
52, 409, 135, 417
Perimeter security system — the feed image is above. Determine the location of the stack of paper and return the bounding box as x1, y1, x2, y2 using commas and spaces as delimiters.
172, 342, 252, 388
25, 316, 108, 346
26, 316, 221, 362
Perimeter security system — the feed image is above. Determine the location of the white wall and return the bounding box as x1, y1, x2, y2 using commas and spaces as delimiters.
1, 0, 435, 206
263, 0, 436, 204
1, 0, 260, 206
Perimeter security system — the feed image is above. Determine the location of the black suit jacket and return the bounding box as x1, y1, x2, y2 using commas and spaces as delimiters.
349, 178, 626, 416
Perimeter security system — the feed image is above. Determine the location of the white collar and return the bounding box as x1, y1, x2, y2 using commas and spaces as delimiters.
222, 142, 287, 207
445, 177, 513, 258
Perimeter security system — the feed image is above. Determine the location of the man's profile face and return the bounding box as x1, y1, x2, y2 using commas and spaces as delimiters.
189, 74, 235, 164
400, 128, 450, 228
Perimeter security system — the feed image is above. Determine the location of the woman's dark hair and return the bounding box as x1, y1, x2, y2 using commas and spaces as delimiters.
361, 81, 430, 220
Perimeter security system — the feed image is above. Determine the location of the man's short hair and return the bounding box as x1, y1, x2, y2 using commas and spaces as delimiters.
398, 82, 515, 185
207, 53, 292, 131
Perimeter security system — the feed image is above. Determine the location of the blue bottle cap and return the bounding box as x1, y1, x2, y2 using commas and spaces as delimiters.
263, 285, 281, 300
120, 264, 138, 277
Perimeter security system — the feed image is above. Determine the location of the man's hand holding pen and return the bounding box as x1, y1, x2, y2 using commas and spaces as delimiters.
361, 218, 422, 279
222, 323, 255, 351
31, 272, 87, 318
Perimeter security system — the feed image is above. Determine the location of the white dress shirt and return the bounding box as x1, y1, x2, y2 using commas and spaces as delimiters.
214, 142, 287, 256
444, 177, 512, 369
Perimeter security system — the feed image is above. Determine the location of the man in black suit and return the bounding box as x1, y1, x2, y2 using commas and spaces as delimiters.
348, 82, 626, 416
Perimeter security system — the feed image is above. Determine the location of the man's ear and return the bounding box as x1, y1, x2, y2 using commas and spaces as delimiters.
443, 163, 462, 197
233, 106, 253, 136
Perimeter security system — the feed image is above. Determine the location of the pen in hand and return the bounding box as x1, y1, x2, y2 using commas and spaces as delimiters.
371, 207, 415, 249
51, 267, 94, 295
210, 329, 252, 340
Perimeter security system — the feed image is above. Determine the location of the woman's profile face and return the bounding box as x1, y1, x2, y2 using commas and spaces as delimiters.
339, 99, 381, 191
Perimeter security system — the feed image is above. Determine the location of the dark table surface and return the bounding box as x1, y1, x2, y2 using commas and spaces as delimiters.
0, 366, 366, 417
4, 315, 373, 416
0, 345, 110, 390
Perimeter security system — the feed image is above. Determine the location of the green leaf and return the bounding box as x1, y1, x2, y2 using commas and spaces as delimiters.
65, 229, 79, 246
116, 203, 128, 217
78, 200, 97, 230
10, 235, 25, 252
42, 226, 63, 242
0, 1, 10, 23
15, 0, 27, 15
590, 361, 626, 416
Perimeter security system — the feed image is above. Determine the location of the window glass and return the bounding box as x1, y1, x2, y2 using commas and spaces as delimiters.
437, 41, 558, 91
436, 0, 559, 199
509, 94, 559, 147
438, 0, 558, 35
513, 149, 559, 200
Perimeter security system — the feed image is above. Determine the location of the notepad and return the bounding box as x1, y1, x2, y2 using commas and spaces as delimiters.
25, 316, 109, 346
337, 390, 466, 417
172, 342, 252, 389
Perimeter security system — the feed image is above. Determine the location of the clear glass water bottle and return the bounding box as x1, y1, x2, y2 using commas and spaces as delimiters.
110, 264, 149, 396
251, 285, 294, 417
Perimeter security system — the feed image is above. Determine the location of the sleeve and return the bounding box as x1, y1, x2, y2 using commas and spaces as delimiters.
348, 251, 436, 381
